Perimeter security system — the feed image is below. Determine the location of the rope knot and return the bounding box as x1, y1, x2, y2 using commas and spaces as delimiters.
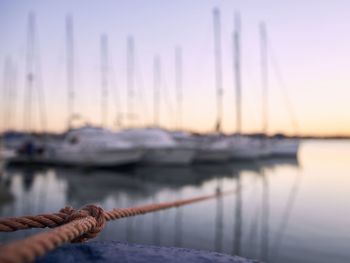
59, 206, 75, 216
62, 205, 106, 242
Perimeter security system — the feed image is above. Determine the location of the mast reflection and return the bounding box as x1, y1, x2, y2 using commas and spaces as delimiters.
174, 192, 183, 247
260, 169, 269, 262
153, 196, 161, 246
232, 171, 242, 255
214, 177, 224, 252
272, 170, 303, 262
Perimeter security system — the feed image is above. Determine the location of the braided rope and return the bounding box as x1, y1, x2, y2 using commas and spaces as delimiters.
0, 189, 236, 263
0, 212, 68, 232
0, 217, 97, 263
0, 190, 234, 232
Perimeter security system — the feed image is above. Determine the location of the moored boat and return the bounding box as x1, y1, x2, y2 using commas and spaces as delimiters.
268, 138, 299, 157
194, 136, 231, 163
119, 128, 196, 165
8, 126, 144, 167
229, 137, 270, 160
53, 126, 144, 167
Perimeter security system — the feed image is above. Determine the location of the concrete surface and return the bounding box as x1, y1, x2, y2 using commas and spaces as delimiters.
36, 241, 260, 263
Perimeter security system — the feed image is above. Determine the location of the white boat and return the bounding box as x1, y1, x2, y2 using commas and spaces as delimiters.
8, 126, 143, 167
118, 128, 196, 165
179, 9, 230, 164
228, 23, 299, 160
229, 137, 270, 160
194, 137, 231, 163
171, 132, 231, 163
0, 148, 16, 160
51, 126, 144, 167
0, 133, 17, 168
195, 148, 231, 163
0, 147, 16, 170
228, 15, 271, 160
257, 24, 299, 158
268, 139, 299, 157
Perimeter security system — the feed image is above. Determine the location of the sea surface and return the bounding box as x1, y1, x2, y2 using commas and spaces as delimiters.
1, 140, 350, 263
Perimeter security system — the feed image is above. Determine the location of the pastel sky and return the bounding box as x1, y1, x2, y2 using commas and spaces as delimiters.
1, 0, 350, 136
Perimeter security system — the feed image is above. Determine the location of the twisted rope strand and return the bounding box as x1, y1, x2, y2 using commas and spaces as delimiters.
0, 190, 235, 232
0, 189, 237, 263
0, 216, 97, 263
0, 212, 69, 232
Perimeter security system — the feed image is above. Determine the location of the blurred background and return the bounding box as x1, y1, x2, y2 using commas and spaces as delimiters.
1, 1, 350, 263
2, 0, 350, 135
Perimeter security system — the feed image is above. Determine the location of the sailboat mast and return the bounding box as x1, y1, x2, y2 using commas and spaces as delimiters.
65, 15, 74, 129
175, 46, 182, 130
23, 12, 36, 133
127, 36, 134, 127
2, 58, 11, 132
153, 55, 161, 126
100, 34, 109, 127
0, 59, 7, 147
213, 8, 223, 133
260, 22, 268, 135
7, 59, 17, 131
233, 13, 242, 135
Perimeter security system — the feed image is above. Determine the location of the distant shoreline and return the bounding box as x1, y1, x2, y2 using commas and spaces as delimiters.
2, 130, 350, 140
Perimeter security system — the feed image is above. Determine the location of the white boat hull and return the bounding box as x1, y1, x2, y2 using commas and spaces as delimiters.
269, 140, 299, 157
230, 141, 271, 160
0, 148, 16, 160
54, 147, 144, 167
9, 148, 144, 167
142, 147, 195, 165
0, 148, 16, 168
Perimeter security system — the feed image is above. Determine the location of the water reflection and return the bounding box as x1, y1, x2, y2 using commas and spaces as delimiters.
260, 169, 269, 262
233, 172, 242, 255
174, 192, 183, 247
215, 178, 224, 252
0, 156, 303, 262
271, 169, 303, 263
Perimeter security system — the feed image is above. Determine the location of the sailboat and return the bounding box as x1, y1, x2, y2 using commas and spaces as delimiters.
259, 22, 299, 157
6, 13, 51, 165
119, 127, 195, 165
117, 41, 195, 165
230, 20, 300, 159
231, 22, 298, 159
48, 125, 143, 167
17, 18, 141, 167
193, 8, 231, 163
228, 13, 269, 160
257, 22, 273, 158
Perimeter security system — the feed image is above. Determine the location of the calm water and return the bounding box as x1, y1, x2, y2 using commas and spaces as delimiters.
1, 140, 350, 263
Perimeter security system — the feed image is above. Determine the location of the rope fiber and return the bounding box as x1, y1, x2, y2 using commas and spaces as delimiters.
0, 189, 237, 263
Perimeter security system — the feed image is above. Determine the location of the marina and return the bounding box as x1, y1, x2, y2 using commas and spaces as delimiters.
1, 1, 350, 263
1, 140, 350, 263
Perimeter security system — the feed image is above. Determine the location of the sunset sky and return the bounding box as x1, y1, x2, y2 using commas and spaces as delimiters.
1, 0, 350, 136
